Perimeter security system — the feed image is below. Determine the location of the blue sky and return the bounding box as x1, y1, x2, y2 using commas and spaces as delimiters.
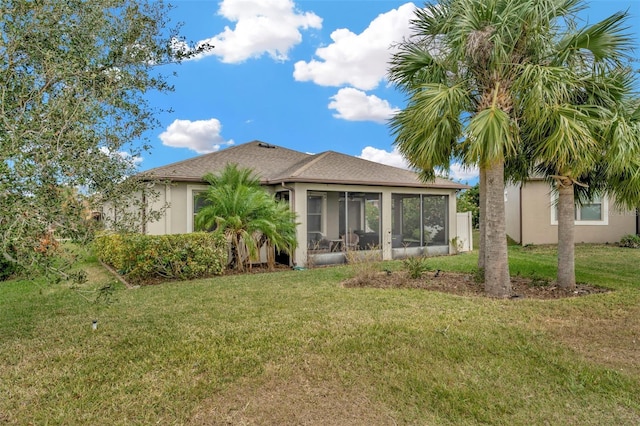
138, 0, 640, 185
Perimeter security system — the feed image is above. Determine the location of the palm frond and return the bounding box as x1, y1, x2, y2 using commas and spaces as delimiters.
554, 10, 633, 65
388, 41, 449, 89
194, 164, 298, 270
390, 83, 469, 175
467, 106, 513, 165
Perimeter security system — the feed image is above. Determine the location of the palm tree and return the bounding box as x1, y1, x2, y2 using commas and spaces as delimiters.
255, 199, 299, 269
516, 11, 638, 289
195, 164, 298, 272
598, 100, 640, 209
389, 0, 639, 295
389, 0, 565, 297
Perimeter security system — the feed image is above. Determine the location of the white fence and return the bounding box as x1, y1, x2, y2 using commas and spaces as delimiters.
455, 211, 473, 252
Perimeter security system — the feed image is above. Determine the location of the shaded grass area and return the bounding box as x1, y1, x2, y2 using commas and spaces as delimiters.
1, 245, 639, 425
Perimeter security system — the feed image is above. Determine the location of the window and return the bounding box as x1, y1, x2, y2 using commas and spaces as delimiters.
578, 196, 603, 221
307, 194, 323, 233
193, 191, 212, 231
187, 185, 210, 232
307, 193, 328, 250
423, 195, 448, 245
392, 194, 421, 247
551, 194, 608, 225
392, 194, 449, 247
306, 191, 381, 251
338, 192, 381, 249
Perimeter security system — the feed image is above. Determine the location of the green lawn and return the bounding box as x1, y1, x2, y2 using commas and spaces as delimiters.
1, 245, 639, 425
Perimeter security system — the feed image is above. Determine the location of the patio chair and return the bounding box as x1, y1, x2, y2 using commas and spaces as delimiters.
342, 231, 359, 251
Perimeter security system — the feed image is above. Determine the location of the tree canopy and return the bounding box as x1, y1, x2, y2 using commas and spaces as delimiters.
0, 0, 201, 279
507, 7, 639, 289
389, 0, 639, 295
389, 0, 548, 296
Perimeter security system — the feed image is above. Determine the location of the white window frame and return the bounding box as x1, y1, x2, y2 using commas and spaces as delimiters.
307, 192, 327, 236
550, 193, 608, 226
187, 184, 210, 232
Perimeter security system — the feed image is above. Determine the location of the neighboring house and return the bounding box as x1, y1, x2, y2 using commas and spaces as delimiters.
133, 140, 469, 267
506, 179, 638, 245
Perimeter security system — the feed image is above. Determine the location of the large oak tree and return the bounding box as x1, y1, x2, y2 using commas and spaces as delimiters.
0, 0, 202, 278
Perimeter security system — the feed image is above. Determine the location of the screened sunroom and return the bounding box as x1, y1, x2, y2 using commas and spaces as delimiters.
305, 189, 451, 266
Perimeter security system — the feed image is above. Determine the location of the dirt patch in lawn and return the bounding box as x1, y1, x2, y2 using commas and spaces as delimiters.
544, 311, 640, 378
188, 358, 399, 426
342, 270, 610, 299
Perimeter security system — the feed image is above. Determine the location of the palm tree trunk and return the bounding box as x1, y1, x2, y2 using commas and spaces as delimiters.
478, 167, 486, 272
484, 160, 511, 297
232, 233, 244, 272
266, 242, 275, 271
557, 180, 576, 290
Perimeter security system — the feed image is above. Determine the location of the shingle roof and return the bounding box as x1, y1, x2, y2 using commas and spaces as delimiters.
143, 140, 468, 190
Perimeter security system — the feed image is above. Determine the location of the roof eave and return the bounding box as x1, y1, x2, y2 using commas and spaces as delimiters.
143, 175, 469, 190
268, 177, 468, 190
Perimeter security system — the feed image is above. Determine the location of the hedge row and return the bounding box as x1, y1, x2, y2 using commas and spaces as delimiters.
94, 232, 227, 284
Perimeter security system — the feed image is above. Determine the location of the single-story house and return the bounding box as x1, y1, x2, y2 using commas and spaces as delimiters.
505, 179, 639, 245
125, 140, 470, 267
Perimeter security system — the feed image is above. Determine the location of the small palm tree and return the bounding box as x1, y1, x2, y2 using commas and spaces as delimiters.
195, 164, 298, 272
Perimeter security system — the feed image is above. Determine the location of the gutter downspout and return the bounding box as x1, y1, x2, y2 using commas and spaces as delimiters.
281, 182, 295, 208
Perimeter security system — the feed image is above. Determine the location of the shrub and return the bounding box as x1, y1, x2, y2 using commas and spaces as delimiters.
345, 248, 382, 284
619, 234, 640, 249
94, 232, 227, 284
403, 257, 430, 279
0, 257, 18, 281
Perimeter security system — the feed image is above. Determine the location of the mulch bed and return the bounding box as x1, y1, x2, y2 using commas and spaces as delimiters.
342, 270, 610, 299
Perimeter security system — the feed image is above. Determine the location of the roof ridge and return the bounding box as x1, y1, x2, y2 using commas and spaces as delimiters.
141, 142, 250, 174
286, 151, 331, 178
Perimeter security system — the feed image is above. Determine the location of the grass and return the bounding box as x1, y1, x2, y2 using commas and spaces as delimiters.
1, 245, 639, 425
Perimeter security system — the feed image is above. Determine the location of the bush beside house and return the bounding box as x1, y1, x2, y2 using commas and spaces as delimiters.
619, 234, 640, 248
94, 232, 227, 284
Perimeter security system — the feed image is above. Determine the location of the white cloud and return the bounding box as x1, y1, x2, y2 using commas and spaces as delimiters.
358, 146, 410, 169
293, 2, 416, 90
328, 88, 399, 123
159, 119, 234, 154
449, 162, 479, 181
194, 0, 322, 63
359, 147, 479, 182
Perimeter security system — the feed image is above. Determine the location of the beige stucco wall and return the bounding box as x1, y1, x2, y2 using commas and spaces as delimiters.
515, 181, 636, 245
505, 184, 521, 243
145, 183, 170, 235
145, 182, 197, 235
